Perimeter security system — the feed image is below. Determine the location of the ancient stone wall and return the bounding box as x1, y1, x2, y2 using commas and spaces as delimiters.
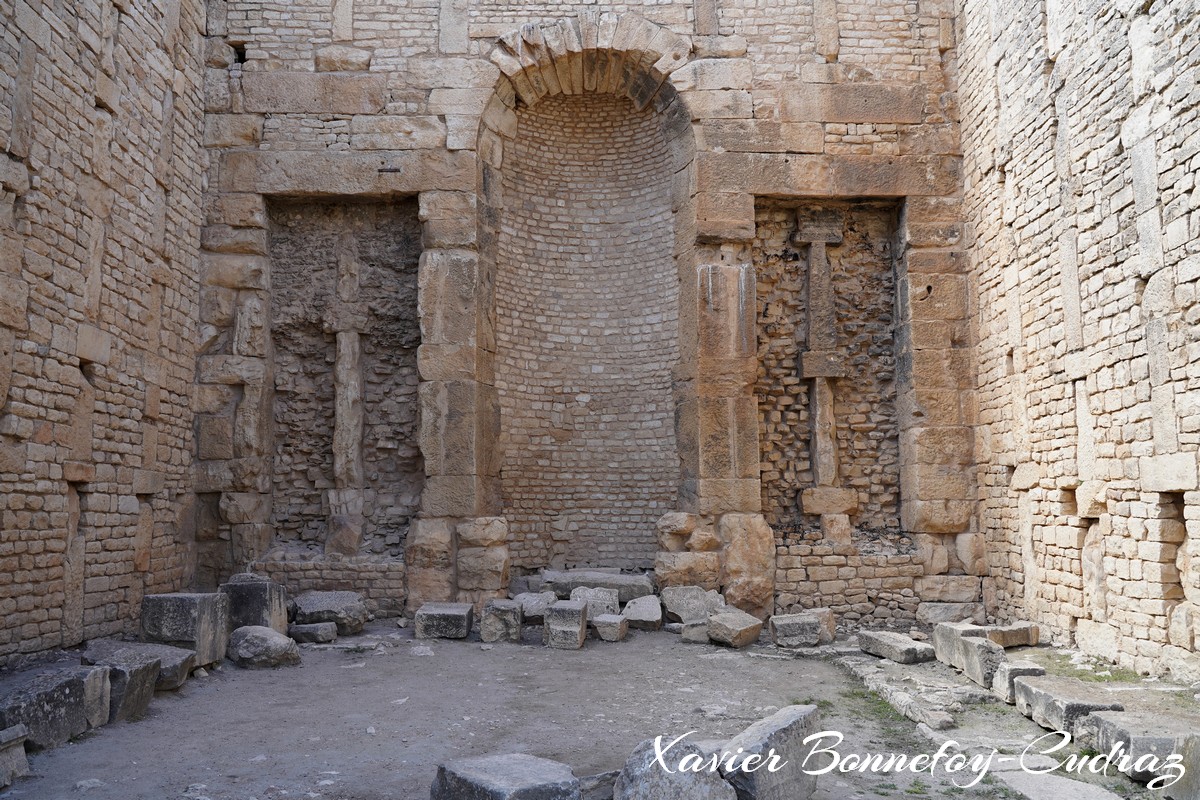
960, 0, 1200, 677
0, 0, 207, 662
495, 92, 680, 571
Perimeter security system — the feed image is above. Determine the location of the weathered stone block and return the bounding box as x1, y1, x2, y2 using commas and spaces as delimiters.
227, 626, 301, 669
593, 614, 628, 643
481, 599, 523, 643
719, 512, 775, 619
415, 602, 474, 639
220, 573, 288, 634
432, 753, 581, 800
613, 738, 735, 800
800, 486, 858, 515
457, 545, 511, 593
655, 551, 721, 591
708, 607, 763, 648
661, 586, 727, 623
1014, 675, 1124, 733
914, 575, 982, 603
293, 591, 369, 636
314, 44, 371, 71
140, 593, 230, 667
858, 630, 935, 664
543, 600, 587, 650
288, 622, 337, 643
1140, 453, 1199, 492
781, 82, 924, 124
991, 660, 1046, 704
622, 595, 662, 631
570, 587, 619, 621
769, 609, 835, 648
0, 666, 109, 750
82, 647, 160, 723
721, 704, 820, 800
458, 516, 508, 547
82, 639, 195, 692
916, 601, 986, 625
655, 511, 697, 552
542, 570, 655, 603
0, 725, 30, 789
241, 72, 386, 114
682, 619, 711, 644
513, 591, 558, 625
983, 622, 1039, 648
932, 622, 1006, 687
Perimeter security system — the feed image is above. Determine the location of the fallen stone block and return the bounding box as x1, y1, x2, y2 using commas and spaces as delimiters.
1082, 711, 1197, 785
991, 660, 1045, 704
0, 666, 110, 750
1013, 675, 1124, 733
288, 622, 338, 643
481, 599, 523, 643
681, 619, 710, 644
415, 602, 474, 639
721, 704, 820, 800
0, 724, 29, 789
220, 573, 288, 634
432, 753, 581, 800
661, 585, 726, 623
543, 600, 588, 650
857, 630, 935, 664
1166, 734, 1200, 800
916, 601, 986, 625
292, 591, 369, 636
570, 586, 619, 622
593, 614, 628, 642
982, 622, 1039, 648
228, 626, 301, 668
83, 639, 195, 692
141, 592, 230, 666
613, 738, 735, 800
81, 647, 160, 723
932, 622, 1007, 687
708, 607, 763, 648
769, 609, 835, 648
513, 591, 558, 625
621, 595, 662, 631
542, 570, 656, 603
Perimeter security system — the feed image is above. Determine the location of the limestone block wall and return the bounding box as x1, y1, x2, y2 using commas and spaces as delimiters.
960, 0, 1200, 677
0, 0, 206, 662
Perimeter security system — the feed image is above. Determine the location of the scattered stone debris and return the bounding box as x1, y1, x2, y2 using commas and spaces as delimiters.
857, 630, 935, 664
414, 603, 474, 640
227, 626, 301, 669
86, 648, 160, 722
431, 753, 580, 800
681, 620, 710, 644
141, 593, 231, 667
288, 622, 338, 644
292, 591, 369, 636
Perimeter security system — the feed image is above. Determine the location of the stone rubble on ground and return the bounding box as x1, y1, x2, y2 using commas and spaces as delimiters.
768, 609, 834, 648
82, 639, 197, 692
991, 660, 1046, 704
612, 738, 736, 800
512, 592, 559, 625
84, 649, 161, 723
0, 725, 29, 789
721, 704, 821, 800
220, 574, 289, 634
227, 626, 302, 668
570, 587, 620, 622
542, 571, 656, 604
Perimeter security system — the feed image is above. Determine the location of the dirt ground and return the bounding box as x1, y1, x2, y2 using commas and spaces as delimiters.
9, 624, 1106, 800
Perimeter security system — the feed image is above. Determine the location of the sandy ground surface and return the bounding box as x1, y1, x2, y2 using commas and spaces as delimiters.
7, 624, 1141, 800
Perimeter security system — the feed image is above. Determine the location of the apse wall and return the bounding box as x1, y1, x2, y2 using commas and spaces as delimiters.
494, 92, 680, 571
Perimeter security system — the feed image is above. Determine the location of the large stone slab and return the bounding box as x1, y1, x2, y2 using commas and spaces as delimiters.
432, 753, 581, 799
481, 599, 523, 643
0, 725, 29, 789
1013, 675, 1124, 733
82, 647, 160, 723
227, 626, 301, 668
0, 666, 110, 750
292, 591, 369, 636
141, 592, 230, 666
415, 602, 474, 639
857, 630, 935, 664
661, 586, 726, 623
932, 622, 1006, 687
542, 570, 656, 603
991, 660, 1046, 704
708, 607, 763, 648
220, 573, 288, 634
613, 737, 736, 800
1083, 710, 1198, 785
721, 704, 820, 800
915, 601, 985, 625
83, 639, 196, 691
622, 595, 663, 631
769, 609, 835, 648
570, 587, 619, 621
543, 600, 588, 650
514, 591, 558, 625
981, 622, 1039, 648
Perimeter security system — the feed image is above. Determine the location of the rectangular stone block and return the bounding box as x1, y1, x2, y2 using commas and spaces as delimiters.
769, 609, 835, 648
432, 754, 580, 800
541, 570, 656, 604
932, 622, 1006, 687
415, 602, 475, 639
480, 599, 523, 643
543, 600, 587, 650
140, 593, 230, 667
800, 486, 858, 515
1013, 675, 1124, 734
781, 82, 925, 123
220, 573, 288, 634
992, 660, 1046, 704
83, 639, 196, 692
0, 666, 109, 750
1140, 453, 1199, 492
241, 72, 387, 114
0, 724, 30, 788
915, 575, 981, 602
721, 704, 820, 800
593, 614, 628, 642
858, 630, 935, 664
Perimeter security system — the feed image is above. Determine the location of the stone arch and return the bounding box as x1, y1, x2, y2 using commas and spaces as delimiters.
474, 13, 699, 571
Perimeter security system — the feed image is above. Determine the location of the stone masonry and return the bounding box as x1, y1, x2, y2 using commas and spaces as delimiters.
1, 0, 1196, 678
